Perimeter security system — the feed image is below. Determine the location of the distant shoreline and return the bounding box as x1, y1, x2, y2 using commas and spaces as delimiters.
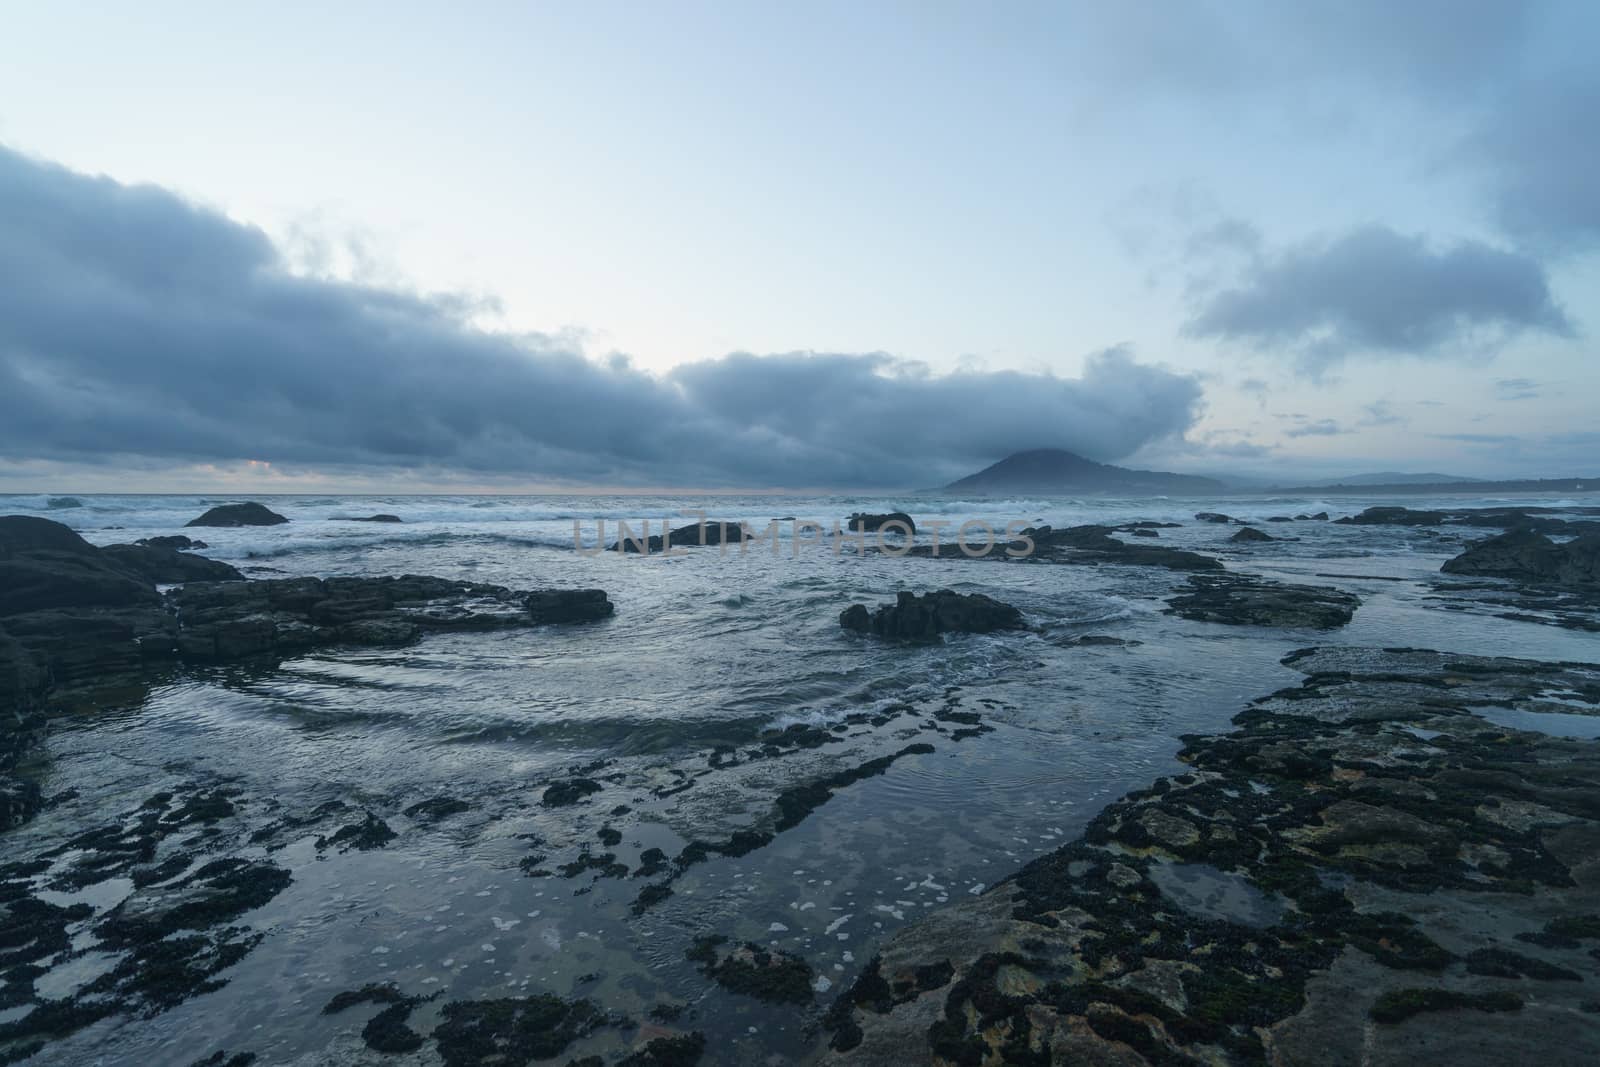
1257, 476, 1598, 495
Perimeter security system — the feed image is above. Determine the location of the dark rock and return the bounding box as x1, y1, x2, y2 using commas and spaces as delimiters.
840, 590, 1025, 642
101, 544, 244, 584
0, 515, 98, 555
1294, 512, 1331, 521
612, 520, 747, 553
543, 778, 604, 807
169, 576, 612, 661
404, 796, 471, 820
1337, 506, 1598, 536
1266, 516, 1295, 522
1229, 526, 1276, 543
433, 994, 606, 1066
345, 514, 403, 523
1442, 529, 1600, 588
1195, 512, 1242, 524
184, 502, 288, 527
525, 589, 614, 623
1165, 573, 1360, 628
819, 647, 1600, 1065
846, 512, 916, 534
136, 535, 207, 550
1010, 525, 1223, 572
687, 937, 814, 1004
619, 1032, 707, 1067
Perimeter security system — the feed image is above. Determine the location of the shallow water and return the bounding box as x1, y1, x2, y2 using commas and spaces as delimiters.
4, 490, 1598, 1064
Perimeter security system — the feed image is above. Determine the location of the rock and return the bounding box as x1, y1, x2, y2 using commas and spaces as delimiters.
346, 514, 402, 523
846, 512, 916, 534
612, 520, 748, 553
101, 544, 245, 584
136, 535, 207, 550
840, 589, 1025, 641
185, 502, 289, 527
0, 517, 160, 615
1229, 526, 1276, 543
0, 514, 98, 555
1195, 512, 1242, 524
1294, 512, 1331, 521
1165, 573, 1360, 628
818, 647, 1600, 1066
543, 778, 604, 806
525, 589, 615, 623
1336, 506, 1597, 536
1004, 525, 1223, 572
1441, 529, 1600, 588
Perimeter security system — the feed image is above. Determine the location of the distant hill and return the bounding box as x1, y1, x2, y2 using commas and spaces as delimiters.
1299, 472, 1480, 487
940, 449, 1226, 496
1265, 477, 1600, 496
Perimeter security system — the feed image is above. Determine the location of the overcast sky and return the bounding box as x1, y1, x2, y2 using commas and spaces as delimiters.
0, 0, 1595, 490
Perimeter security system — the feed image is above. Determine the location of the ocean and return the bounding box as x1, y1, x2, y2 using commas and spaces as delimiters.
3, 490, 1597, 1064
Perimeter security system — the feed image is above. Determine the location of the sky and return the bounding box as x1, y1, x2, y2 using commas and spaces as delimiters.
0, 0, 1595, 491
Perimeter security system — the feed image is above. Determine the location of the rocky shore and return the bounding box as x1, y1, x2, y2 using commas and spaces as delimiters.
0, 516, 613, 830
820, 647, 1600, 1065
5, 499, 1600, 1065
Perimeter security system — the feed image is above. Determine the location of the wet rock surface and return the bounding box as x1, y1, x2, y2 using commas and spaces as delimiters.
1442, 529, 1600, 589
905, 524, 1223, 572
1337, 505, 1600, 536
169, 577, 614, 660
840, 590, 1026, 641
820, 647, 1600, 1066
1166, 573, 1361, 629
184, 502, 289, 528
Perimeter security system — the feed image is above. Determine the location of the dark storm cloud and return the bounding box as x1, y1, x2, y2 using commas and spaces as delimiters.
0, 147, 1202, 487
1184, 226, 1571, 368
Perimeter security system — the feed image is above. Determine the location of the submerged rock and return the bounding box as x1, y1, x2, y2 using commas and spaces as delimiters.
346, 514, 402, 523
1442, 529, 1600, 588
525, 589, 615, 623
846, 512, 916, 534
1165, 573, 1359, 628
687, 936, 814, 1004
840, 590, 1025, 641
184, 502, 288, 527
1195, 512, 1242, 524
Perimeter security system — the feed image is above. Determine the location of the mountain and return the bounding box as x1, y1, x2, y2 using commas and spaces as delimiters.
940, 449, 1226, 496
1297, 472, 1480, 487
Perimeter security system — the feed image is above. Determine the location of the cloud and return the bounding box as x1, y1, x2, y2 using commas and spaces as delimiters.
1493, 377, 1542, 401
1358, 400, 1406, 427
0, 146, 1203, 488
1184, 225, 1571, 368
1285, 419, 1348, 438
1466, 75, 1600, 255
